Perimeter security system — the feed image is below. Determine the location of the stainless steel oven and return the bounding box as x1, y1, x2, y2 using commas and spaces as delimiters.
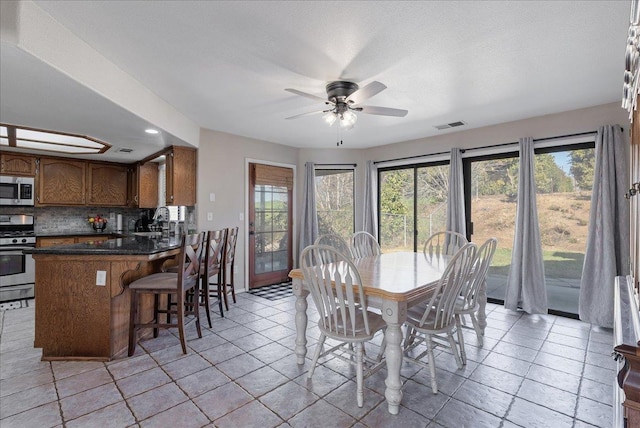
0, 215, 35, 302
0, 176, 35, 206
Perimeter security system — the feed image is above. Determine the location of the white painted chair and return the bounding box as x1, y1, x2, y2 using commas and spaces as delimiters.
455, 237, 497, 363
351, 231, 381, 258
300, 244, 386, 407
423, 231, 468, 261
403, 243, 477, 394
314, 234, 353, 259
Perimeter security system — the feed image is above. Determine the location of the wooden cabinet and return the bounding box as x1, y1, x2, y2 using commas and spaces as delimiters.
37, 158, 86, 205
87, 163, 128, 206
37, 237, 76, 247
166, 146, 196, 206
37, 234, 114, 247
130, 162, 159, 208
37, 157, 130, 207
1, 153, 37, 176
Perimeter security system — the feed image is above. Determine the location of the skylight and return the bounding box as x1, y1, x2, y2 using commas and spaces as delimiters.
0, 123, 110, 155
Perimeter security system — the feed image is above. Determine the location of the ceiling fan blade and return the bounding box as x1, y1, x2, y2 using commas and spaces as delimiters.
285, 109, 328, 120
346, 81, 387, 104
358, 105, 408, 117
285, 88, 330, 104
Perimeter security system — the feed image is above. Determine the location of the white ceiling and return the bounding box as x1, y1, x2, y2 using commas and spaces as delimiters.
0, 1, 631, 162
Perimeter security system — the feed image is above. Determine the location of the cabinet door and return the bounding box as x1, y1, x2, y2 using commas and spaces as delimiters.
167, 146, 196, 206
87, 163, 128, 206
138, 162, 159, 208
1, 153, 36, 176
38, 158, 86, 205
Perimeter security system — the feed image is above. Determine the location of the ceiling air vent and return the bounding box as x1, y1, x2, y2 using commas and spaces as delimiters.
117, 148, 134, 153
434, 121, 466, 130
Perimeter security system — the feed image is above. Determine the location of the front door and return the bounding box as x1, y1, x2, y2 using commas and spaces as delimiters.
248, 163, 293, 289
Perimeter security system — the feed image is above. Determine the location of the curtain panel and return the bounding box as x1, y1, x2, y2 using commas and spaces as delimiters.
445, 148, 466, 239
579, 125, 630, 327
363, 160, 378, 239
504, 137, 548, 314
298, 162, 319, 260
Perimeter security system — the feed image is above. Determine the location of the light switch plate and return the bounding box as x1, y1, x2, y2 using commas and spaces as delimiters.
209, 192, 215, 202
96, 270, 107, 286
239, 212, 244, 221
207, 212, 213, 221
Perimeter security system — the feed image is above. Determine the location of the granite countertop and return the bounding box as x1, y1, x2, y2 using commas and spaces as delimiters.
27, 235, 182, 255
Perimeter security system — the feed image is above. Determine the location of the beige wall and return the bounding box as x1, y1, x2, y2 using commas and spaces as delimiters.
197, 129, 298, 291
201, 102, 630, 292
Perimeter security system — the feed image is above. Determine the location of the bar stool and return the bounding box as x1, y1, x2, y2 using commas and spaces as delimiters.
221, 227, 239, 311
201, 229, 227, 324
128, 233, 204, 356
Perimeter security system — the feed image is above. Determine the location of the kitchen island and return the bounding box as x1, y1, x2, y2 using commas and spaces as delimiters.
27, 236, 182, 361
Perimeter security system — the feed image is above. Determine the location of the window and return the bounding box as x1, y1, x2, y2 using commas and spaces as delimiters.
315, 168, 354, 241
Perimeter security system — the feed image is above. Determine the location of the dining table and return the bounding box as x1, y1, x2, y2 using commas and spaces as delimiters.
288, 251, 488, 415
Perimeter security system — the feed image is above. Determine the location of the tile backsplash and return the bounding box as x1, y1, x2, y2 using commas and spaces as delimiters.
0, 206, 195, 234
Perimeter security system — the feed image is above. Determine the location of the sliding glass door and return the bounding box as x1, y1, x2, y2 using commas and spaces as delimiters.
534, 146, 594, 314
465, 154, 519, 303
379, 162, 449, 253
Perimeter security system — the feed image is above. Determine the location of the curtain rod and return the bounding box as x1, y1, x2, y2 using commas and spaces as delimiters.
315, 163, 357, 167
373, 130, 604, 165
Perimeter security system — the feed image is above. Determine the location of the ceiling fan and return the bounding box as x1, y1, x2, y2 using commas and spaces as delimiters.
284, 81, 408, 130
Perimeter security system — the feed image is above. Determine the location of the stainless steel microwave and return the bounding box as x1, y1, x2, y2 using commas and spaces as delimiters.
0, 176, 35, 206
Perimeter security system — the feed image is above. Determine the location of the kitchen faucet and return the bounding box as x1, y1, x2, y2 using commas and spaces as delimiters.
153, 206, 171, 236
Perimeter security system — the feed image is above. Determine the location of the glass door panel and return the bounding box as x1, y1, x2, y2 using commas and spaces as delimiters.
535, 148, 594, 314
379, 168, 415, 252
416, 164, 450, 248
468, 156, 519, 302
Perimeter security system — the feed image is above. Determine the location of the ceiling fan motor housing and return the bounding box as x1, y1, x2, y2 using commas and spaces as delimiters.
326, 81, 359, 102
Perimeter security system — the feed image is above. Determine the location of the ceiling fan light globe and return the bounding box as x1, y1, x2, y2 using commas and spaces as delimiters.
323, 111, 337, 126
340, 110, 357, 129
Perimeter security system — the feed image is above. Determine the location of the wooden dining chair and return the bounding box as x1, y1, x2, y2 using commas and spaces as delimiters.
423, 231, 468, 261
351, 231, 381, 258
454, 237, 497, 363
314, 233, 353, 258
201, 229, 227, 325
128, 232, 204, 356
403, 242, 477, 394
300, 244, 386, 407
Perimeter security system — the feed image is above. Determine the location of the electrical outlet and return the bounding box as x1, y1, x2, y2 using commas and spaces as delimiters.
96, 270, 106, 286
209, 192, 215, 202
239, 212, 244, 221
207, 212, 213, 221
234, 265, 238, 274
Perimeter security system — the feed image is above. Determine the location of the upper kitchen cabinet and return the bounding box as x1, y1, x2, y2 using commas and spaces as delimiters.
129, 162, 159, 208
87, 163, 128, 206
37, 158, 86, 205
165, 146, 196, 206
1, 153, 37, 176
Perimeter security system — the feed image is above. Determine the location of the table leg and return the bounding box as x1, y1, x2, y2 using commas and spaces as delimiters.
292, 278, 309, 365
382, 299, 407, 415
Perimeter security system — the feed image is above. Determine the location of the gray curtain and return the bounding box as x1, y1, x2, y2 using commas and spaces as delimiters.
579, 125, 629, 327
363, 160, 378, 239
299, 162, 318, 256
445, 148, 466, 238
504, 137, 547, 314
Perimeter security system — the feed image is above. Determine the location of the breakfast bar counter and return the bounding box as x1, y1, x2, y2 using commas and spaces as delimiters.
27, 236, 182, 361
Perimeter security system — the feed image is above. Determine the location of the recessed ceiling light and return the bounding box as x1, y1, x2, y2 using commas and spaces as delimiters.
145, 128, 159, 134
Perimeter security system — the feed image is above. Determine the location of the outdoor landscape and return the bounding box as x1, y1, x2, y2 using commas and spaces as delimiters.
313, 148, 594, 313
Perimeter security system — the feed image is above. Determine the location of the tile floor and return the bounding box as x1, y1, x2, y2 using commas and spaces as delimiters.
0, 292, 616, 428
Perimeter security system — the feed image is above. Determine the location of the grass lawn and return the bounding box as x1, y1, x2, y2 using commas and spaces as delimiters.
491, 248, 585, 279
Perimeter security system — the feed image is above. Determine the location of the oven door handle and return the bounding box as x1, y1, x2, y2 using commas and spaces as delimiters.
0, 246, 35, 252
